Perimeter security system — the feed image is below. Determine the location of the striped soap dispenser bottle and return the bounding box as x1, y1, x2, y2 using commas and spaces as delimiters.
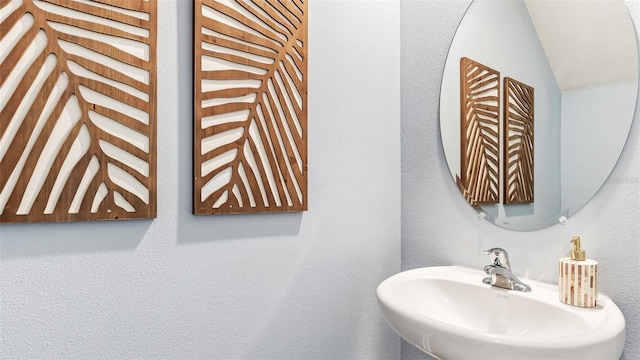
558, 236, 598, 308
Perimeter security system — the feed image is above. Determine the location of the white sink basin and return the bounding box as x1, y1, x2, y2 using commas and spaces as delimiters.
377, 266, 625, 360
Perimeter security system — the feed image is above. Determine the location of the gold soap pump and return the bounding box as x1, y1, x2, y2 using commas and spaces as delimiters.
558, 236, 598, 307
570, 236, 586, 261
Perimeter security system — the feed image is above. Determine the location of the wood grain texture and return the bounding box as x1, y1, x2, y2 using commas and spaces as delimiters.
503, 77, 534, 205
0, 0, 157, 223
194, 0, 307, 214
457, 57, 500, 207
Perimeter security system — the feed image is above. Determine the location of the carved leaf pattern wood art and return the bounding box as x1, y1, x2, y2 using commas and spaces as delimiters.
194, 0, 307, 214
503, 77, 534, 204
457, 57, 500, 207
0, 0, 157, 223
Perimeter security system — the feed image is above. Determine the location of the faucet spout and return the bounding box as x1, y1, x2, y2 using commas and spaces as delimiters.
484, 248, 511, 270
482, 248, 531, 292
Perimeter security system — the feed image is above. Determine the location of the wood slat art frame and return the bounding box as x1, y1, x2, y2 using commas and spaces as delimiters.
193, 0, 308, 215
0, 0, 157, 223
457, 57, 500, 207
503, 77, 534, 205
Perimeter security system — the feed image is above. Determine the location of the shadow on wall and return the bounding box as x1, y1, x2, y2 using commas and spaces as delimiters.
176, 212, 303, 244
0, 220, 150, 259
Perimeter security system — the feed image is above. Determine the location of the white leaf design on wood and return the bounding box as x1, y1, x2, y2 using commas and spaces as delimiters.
503, 77, 534, 205
0, 0, 157, 223
194, 0, 307, 214
457, 57, 500, 207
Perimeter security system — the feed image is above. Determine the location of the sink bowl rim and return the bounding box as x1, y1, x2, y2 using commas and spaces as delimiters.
376, 265, 626, 349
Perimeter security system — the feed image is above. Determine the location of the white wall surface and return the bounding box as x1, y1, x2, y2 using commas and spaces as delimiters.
0, 1, 401, 359
561, 81, 637, 214
401, 1, 639, 359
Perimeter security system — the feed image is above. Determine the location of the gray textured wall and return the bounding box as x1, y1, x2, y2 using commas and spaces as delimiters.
0, 1, 402, 358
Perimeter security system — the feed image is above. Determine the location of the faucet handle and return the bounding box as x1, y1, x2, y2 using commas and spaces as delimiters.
484, 248, 511, 269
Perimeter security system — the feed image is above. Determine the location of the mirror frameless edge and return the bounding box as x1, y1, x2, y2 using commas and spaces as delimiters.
439, 0, 639, 231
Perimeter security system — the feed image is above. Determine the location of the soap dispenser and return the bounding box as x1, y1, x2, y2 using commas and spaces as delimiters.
558, 236, 598, 307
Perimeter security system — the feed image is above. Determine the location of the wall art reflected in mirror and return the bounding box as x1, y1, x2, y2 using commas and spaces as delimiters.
457, 57, 535, 208
457, 57, 500, 207
440, 0, 638, 231
503, 76, 534, 205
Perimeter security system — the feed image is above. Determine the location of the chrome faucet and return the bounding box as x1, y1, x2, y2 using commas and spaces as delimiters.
482, 248, 531, 292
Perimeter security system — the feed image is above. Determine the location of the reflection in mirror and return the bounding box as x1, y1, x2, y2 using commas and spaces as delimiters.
457, 57, 501, 207
440, 0, 638, 231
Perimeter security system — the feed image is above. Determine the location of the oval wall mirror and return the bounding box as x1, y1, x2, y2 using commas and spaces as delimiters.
440, 0, 639, 231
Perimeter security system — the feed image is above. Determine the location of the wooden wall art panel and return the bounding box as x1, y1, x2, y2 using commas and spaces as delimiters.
503, 77, 534, 205
457, 57, 500, 207
0, 0, 157, 223
194, 0, 307, 214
